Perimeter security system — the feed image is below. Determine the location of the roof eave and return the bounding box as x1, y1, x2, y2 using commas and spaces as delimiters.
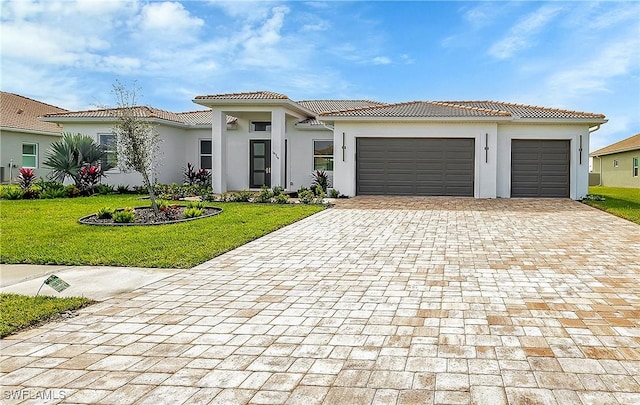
507, 117, 608, 125
192, 98, 316, 119
41, 116, 188, 128
0, 126, 63, 136
590, 146, 640, 157
319, 116, 513, 122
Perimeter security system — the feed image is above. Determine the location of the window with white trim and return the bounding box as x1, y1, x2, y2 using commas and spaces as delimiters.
613, 159, 619, 168
200, 139, 212, 170
99, 134, 117, 169
634, 157, 639, 177
313, 140, 334, 171
22, 143, 37, 168
251, 121, 271, 132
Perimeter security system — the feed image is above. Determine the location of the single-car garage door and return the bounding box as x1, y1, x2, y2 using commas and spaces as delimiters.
511, 139, 570, 198
356, 138, 475, 196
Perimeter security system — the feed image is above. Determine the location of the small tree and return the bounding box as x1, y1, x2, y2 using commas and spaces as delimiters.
110, 81, 162, 214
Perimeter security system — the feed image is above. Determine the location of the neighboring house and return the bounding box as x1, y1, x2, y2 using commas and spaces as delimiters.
0, 92, 68, 182
590, 133, 640, 188
43, 91, 607, 200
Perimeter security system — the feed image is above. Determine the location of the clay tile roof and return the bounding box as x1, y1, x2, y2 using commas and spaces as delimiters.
177, 110, 237, 125
296, 100, 387, 114
320, 101, 511, 118
590, 133, 640, 156
43, 106, 187, 124
1, 91, 68, 134
445, 101, 606, 119
194, 91, 289, 100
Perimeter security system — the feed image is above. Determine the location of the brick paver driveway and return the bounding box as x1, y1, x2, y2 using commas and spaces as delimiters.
2, 198, 639, 404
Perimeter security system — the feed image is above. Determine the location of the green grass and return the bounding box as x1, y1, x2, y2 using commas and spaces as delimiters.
585, 186, 640, 225
1, 195, 324, 268
0, 293, 93, 338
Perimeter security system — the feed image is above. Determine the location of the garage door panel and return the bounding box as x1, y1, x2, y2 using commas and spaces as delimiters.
357, 138, 474, 196
511, 139, 569, 198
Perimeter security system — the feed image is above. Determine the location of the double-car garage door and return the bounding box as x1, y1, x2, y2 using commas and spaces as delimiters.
356, 137, 570, 198
356, 138, 475, 196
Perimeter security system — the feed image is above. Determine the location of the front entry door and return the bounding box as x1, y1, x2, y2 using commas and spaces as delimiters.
250, 140, 271, 188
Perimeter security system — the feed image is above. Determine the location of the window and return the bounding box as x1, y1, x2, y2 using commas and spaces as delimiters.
252, 121, 271, 132
99, 134, 117, 169
313, 140, 334, 171
22, 143, 37, 168
613, 159, 619, 168
634, 157, 639, 177
200, 139, 212, 170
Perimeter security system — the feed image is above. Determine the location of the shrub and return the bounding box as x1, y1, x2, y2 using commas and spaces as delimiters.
183, 207, 204, 218
64, 185, 80, 198
329, 188, 340, 198
298, 189, 315, 204
254, 186, 274, 203
78, 164, 105, 195
273, 193, 290, 204
184, 163, 198, 186
113, 208, 135, 223
96, 207, 115, 219
22, 185, 41, 200
116, 184, 130, 194
2, 186, 23, 200
195, 168, 211, 188
17, 168, 36, 190
272, 185, 285, 196
185, 200, 205, 209
40, 188, 66, 199
36, 180, 64, 193
231, 190, 254, 202
94, 184, 115, 195
311, 170, 329, 193
158, 200, 180, 220
314, 185, 326, 199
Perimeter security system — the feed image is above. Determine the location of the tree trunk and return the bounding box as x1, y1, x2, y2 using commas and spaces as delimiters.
141, 171, 159, 215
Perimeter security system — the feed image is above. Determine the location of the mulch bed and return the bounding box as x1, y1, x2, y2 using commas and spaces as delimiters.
79, 206, 222, 226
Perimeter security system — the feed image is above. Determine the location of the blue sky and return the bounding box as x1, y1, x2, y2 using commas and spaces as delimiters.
1, 0, 638, 151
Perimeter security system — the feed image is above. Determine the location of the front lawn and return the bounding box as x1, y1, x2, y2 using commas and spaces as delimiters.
0, 293, 93, 338
585, 186, 640, 225
1, 195, 324, 268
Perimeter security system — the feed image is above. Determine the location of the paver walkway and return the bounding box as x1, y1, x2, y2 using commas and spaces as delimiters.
1, 198, 639, 404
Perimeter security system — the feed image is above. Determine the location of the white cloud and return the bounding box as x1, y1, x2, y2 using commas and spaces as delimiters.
372, 56, 391, 65
544, 36, 639, 103
137, 1, 204, 36
489, 5, 563, 59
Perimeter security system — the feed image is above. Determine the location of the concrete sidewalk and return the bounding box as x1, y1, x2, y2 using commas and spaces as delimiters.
0, 264, 180, 301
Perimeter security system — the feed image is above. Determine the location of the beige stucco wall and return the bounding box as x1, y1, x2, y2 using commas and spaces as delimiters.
0, 129, 61, 182
591, 150, 640, 188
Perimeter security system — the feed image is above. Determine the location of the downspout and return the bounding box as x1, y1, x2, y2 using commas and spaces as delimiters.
589, 124, 602, 186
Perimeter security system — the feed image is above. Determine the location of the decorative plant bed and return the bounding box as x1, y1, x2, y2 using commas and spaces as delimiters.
79, 206, 222, 226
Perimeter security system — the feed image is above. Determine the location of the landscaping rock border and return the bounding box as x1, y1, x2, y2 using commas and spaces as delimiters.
79, 206, 223, 226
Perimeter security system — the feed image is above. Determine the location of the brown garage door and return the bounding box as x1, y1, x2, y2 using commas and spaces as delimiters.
356, 138, 475, 196
511, 139, 570, 198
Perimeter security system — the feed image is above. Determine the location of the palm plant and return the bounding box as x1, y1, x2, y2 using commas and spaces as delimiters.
43, 132, 114, 189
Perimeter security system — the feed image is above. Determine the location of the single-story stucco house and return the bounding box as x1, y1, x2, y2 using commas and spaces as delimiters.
0, 91, 68, 182
42, 91, 607, 200
589, 133, 640, 188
